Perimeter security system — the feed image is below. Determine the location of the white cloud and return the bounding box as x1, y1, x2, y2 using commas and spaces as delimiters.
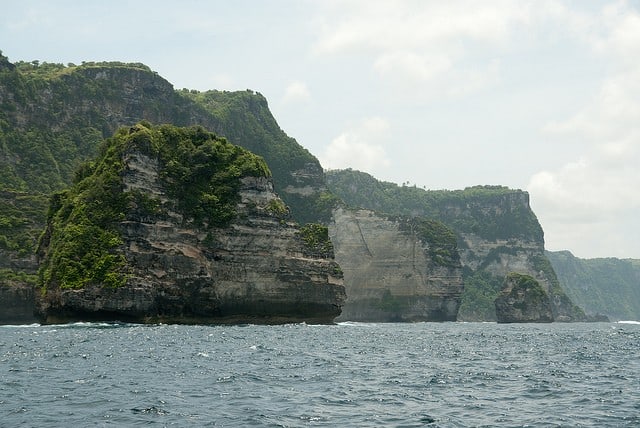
594, 1, 640, 61
311, 0, 539, 95
528, 154, 640, 257
529, 1, 640, 258
320, 117, 391, 172
543, 68, 640, 140
446, 59, 501, 97
282, 81, 311, 104
373, 51, 451, 82
313, 1, 525, 54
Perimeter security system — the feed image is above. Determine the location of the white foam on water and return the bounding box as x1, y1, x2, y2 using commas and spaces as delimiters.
0, 323, 41, 328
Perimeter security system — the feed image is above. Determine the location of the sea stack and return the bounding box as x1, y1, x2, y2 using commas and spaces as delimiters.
36, 123, 345, 324
494, 272, 553, 323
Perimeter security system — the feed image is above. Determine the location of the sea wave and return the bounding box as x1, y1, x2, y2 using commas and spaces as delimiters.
2, 322, 638, 426
0, 323, 41, 328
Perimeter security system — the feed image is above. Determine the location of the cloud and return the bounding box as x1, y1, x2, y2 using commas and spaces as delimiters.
528, 152, 640, 257
320, 117, 391, 172
311, 0, 537, 94
593, 1, 640, 61
543, 67, 640, 140
528, 2, 640, 258
282, 81, 311, 104
373, 51, 451, 82
312, 1, 523, 54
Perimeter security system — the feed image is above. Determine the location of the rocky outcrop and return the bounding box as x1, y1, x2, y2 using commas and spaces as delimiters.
436, 190, 584, 321
547, 250, 639, 321
35, 126, 345, 324
0, 283, 37, 324
329, 207, 463, 322
326, 170, 589, 322
457, 232, 584, 321
494, 273, 553, 323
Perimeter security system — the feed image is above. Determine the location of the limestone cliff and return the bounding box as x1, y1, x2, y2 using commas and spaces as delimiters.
329, 207, 463, 322
0, 283, 36, 324
326, 170, 587, 322
0, 57, 332, 301
1, 57, 329, 223
36, 124, 345, 324
547, 250, 637, 321
494, 273, 553, 323
445, 193, 584, 322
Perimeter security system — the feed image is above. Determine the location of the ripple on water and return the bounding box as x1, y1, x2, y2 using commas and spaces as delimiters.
0, 322, 638, 426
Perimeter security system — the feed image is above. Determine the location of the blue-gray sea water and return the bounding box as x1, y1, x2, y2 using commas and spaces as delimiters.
1, 321, 639, 427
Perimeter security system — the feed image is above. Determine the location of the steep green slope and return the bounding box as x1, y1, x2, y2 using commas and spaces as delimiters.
0, 54, 325, 206
326, 169, 542, 241
326, 169, 585, 321
34, 122, 345, 324
0, 52, 333, 287
547, 250, 640, 320
39, 123, 269, 291
0, 55, 201, 275
182, 90, 338, 224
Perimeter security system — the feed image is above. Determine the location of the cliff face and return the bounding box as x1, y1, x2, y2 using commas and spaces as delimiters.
0, 58, 331, 299
494, 273, 553, 323
183, 90, 334, 224
447, 195, 582, 321
547, 250, 640, 321
0, 283, 36, 324
0, 60, 328, 219
326, 170, 587, 321
36, 125, 345, 324
5, 65, 182, 133
329, 207, 463, 322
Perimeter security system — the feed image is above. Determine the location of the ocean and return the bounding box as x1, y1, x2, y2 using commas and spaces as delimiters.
1, 321, 638, 427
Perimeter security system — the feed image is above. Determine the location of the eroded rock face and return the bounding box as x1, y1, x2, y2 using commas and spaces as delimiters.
0, 284, 37, 324
37, 151, 345, 324
458, 232, 585, 321
494, 273, 553, 323
440, 192, 586, 322
329, 208, 463, 322
325, 172, 589, 322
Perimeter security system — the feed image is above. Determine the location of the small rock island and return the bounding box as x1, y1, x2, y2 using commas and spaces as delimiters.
494, 273, 553, 323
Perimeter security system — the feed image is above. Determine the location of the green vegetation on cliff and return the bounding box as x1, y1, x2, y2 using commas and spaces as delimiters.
326, 168, 587, 322
298, 223, 334, 258
396, 217, 459, 267
0, 53, 330, 225
0, 57, 173, 189
458, 270, 503, 321
182, 90, 333, 224
183, 90, 317, 180
494, 272, 554, 323
0, 53, 333, 287
39, 123, 269, 290
0, 56, 172, 267
0, 192, 48, 257
547, 250, 640, 320
502, 272, 549, 309
326, 169, 543, 242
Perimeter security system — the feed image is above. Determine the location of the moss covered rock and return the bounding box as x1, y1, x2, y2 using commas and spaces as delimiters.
36, 124, 345, 324
494, 272, 553, 323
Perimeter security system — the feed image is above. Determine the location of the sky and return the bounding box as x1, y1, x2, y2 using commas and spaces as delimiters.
1, 0, 639, 259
